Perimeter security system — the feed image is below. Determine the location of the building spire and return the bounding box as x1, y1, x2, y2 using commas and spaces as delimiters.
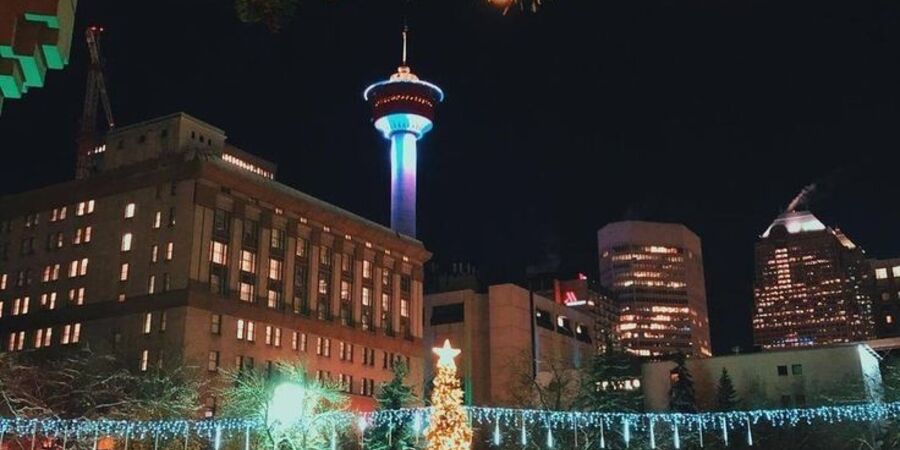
401, 24, 409, 66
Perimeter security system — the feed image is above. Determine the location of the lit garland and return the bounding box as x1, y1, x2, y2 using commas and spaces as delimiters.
1, 402, 900, 449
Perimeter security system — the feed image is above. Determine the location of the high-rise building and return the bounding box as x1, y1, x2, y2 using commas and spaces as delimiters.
364, 30, 443, 238
868, 258, 900, 338
0, 113, 430, 411
752, 211, 874, 349
597, 221, 712, 358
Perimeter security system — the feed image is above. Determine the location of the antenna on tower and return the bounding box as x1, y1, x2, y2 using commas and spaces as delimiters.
401, 25, 408, 65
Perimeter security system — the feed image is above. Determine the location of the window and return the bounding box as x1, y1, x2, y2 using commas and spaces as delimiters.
120, 233, 133, 251
341, 255, 353, 275
237, 319, 246, 340
68, 287, 85, 305
124, 203, 136, 219
319, 246, 332, 266
265, 325, 273, 345
50, 206, 67, 222
340, 374, 353, 393
62, 323, 81, 344
143, 313, 152, 334
361, 287, 373, 330
877, 268, 889, 280
151, 245, 159, 263
0, 274, 6, 290
12, 297, 30, 315
25, 213, 38, 228
400, 298, 410, 318
267, 290, 280, 309
246, 321, 256, 342
73, 226, 92, 244
363, 347, 376, 366
299, 333, 308, 352
777, 365, 788, 376
34, 327, 52, 348
339, 342, 353, 362
291, 331, 299, 350
140, 350, 149, 372
296, 237, 308, 258
316, 337, 331, 357
210, 314, 222, 334
431, 303, 464, 326
166, 242, 174, 261
318, 277, 329, 295
213, 209, 230, 237
363, 260, 372, 279
381, 293, 392, 331
168, 207, 176, 226
239, 282, 255, 302
240, 250, 256, 272
535, 309, 554, 330
243, 220, 259, 247
7, 331, 25, 351
361, 378, 375, 397
148, 275, 156, 294
208, 351, 220, 372
210, 241, 228, 265
120, 263, 130, 281
153, 211, 162, 229
75, 200, 95, 216
791, 364, 803, 376
269, 258, 283, 280
270, 229, 285, 251
274, 328, 282, 347
382, 269, 392, 288
159, 311, 167, 332
893, 266, 900, 278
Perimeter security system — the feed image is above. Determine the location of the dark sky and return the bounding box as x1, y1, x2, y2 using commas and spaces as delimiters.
2, 0, 900, 355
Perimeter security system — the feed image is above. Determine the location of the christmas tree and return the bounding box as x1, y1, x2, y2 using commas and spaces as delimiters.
366, 359, 418, 450
668, 352, 697, 413
424, 339, 472, 450
715, 367, 739, 411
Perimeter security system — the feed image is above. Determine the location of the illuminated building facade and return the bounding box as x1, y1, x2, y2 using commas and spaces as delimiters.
597, 221, 712, 358
868, 258, 900, 338
543, 275, 619, 350
752, 211, 874, 349
1, 0, 77, 115
0, 113, 429, 411
424, 282, 603, 406
364, 31, 443, 238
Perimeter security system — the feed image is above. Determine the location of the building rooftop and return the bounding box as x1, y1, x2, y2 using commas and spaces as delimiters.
761, 210, 826, 237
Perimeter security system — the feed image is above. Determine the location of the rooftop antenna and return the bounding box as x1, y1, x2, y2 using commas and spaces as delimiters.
401, 24, 408, 66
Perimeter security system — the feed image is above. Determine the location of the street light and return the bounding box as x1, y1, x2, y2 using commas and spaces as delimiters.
268, 382, 306, 427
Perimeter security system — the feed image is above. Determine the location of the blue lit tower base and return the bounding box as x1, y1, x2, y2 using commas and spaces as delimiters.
364, 65, 443, 238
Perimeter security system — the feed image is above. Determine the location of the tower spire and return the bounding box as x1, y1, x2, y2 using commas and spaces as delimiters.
401, 24, 408, 66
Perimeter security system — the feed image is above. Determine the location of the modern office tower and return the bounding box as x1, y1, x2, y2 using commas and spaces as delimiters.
871, 258, 900, 338
752, 210, 874, 349
364, 30, 443, 238
0, 113, 430, 411
424, 282, 602, 406
598, 221, 712, 358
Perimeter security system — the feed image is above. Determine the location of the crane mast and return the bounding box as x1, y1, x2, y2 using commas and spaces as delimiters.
76, 26, 114, 179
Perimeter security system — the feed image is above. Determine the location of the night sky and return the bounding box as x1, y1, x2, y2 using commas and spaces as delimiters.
2, 0, 900, 355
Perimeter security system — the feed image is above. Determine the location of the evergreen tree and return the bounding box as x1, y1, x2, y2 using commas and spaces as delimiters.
424, 340, 472, 450
668, 352, 697, 413
715, 367, 739, 411
366, 359, 418, 450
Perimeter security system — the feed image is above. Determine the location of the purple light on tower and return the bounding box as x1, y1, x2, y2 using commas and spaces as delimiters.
364, 30, 444, 238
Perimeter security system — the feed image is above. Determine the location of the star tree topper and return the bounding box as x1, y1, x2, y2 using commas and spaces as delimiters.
433, 339, 461, 369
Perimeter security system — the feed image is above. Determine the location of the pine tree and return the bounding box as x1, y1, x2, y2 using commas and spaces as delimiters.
424, 340, 472, 450
366, 359, 418, 450
668, 352, 697, 413
715, 367, 739, 411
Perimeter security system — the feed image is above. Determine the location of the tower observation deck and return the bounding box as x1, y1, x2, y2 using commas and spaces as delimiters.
364, 29, 443, 238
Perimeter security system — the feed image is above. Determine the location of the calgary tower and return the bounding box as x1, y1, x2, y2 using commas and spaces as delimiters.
364, 28, 444, 238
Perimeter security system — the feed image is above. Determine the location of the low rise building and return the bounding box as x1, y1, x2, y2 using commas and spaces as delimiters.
871, 258, 900, 338
424, 281, 606, 407
642, 344, 883, 411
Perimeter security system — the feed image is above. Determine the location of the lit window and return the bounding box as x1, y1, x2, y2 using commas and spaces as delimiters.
0, 274, 6, 290
143, 313, 152, 334
274, 327, 281, 347
265, 325, 273, 345
363, 260, 373, 279
240, 250, 256, 272
362, 287, 372, 306
151, 245, 159, 263
153, 211, 162, 229
893, 266, 900, 278
210, 241, 228, 265
888, 315, 894, 324
140, 350, 149, 372
124, 203, 136, 219
269, 258, 283, 280
120, 263, 130, 281
210, 314, 222, 334
267, 290, 279, 309
166, 242, 174, 261
75, 200, 95, 216
239, 282, 255, 303
208, 351, 220, 372
121, 233, 133, 252
400, 298, 409, 318
62, 323, 81, 344
148, 275, 156, 294
237, 319, 245, 340
68, 287, 85, 305
877, 268, 889, 280
247, 321, 256, 342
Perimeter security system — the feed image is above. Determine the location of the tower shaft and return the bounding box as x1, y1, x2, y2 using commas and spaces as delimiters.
390, 131, 418, 237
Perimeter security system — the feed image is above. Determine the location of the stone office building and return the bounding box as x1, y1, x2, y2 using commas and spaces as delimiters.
0, 112, 429, 411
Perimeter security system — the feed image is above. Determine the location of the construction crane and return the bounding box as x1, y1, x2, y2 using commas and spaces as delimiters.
76, 25, 114, 179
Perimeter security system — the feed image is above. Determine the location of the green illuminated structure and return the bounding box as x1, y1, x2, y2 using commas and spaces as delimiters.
0, 0, 77, 115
